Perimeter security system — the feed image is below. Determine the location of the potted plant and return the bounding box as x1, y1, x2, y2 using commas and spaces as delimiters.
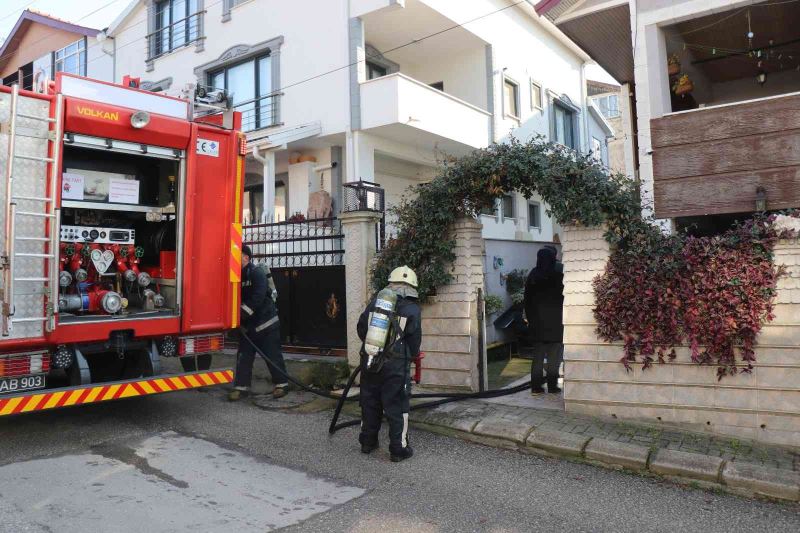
287, 212, 306, 223
668, 54, 681, 76
672, 74, 694, 96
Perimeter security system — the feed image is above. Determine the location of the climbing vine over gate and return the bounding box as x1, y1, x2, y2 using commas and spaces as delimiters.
371, 137, 789, 378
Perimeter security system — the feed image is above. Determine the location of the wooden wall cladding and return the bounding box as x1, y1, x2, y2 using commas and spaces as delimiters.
650, 93, 800, 218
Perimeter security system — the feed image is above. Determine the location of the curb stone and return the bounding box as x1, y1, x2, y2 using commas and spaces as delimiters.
410, 410, 481, 433
649, 449, 724, 483
525, 429, 590, 457
473, 417, 534, 444
585, 438, 650, 471
407, 406, 800, 502
722, 462, 800, 501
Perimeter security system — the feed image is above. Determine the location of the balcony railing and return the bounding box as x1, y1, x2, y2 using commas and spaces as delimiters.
243, 217, 344, 268
650, 91, 800, 219
146, 11, 204, 60
235, 93, 281, 132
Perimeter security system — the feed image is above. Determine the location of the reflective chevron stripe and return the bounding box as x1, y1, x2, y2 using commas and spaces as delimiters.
0, 370, 234, 417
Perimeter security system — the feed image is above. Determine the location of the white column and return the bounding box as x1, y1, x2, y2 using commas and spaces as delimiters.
356, 131, 376, 182
252, 146, 276, 222
340, 210, 382, 368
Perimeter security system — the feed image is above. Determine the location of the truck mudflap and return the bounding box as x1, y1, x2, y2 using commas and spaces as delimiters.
0, 369, 233, 417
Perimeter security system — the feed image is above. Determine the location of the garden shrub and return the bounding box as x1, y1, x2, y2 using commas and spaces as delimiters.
372, 137, 787, 377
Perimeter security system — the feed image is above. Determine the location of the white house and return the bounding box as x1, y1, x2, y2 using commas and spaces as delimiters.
106, 0, 597, 346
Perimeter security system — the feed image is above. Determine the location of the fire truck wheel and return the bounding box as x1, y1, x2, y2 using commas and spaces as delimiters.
180, 354, 212, 372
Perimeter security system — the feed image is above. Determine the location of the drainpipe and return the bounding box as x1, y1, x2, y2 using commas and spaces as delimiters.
97, 30, 116, 82
252, 145, 276, 223
580, 61, 589, 152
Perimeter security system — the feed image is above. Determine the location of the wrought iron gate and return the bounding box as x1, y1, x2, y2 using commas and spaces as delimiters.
243, 217, 346, 352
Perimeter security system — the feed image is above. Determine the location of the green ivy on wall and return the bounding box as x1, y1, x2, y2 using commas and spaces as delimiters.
371, 136, 787, 378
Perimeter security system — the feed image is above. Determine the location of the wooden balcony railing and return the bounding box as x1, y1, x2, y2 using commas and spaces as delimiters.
650, 92, 800, 219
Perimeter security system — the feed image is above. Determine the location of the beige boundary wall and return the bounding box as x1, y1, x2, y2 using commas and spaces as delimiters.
562, 225, 800, 448
343, 214, 484, 391
418, 218, 485, 391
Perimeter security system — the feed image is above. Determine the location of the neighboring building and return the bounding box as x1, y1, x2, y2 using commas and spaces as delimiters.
588, 79, 624, 172
108, 0, 596, 348
0, 9, 114, 91
539, 0, 800, 226
537, 0, 800, 446
586, 93, 614, 167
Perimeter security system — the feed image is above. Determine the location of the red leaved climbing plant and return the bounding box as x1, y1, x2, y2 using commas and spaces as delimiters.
594, 217, 785, 379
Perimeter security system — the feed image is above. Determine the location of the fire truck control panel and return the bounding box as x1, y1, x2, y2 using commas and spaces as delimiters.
0, 72, 245, 413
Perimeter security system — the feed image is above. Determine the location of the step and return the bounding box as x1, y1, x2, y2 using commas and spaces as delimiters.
12, 195, 52, 203
15, 211, 54, 218
14, 154, 54, 163
15, 253, 54, 258
11, 316, 47, 323
16, 113, 55, 123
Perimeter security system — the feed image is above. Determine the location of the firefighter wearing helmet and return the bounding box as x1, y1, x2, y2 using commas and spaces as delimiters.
229, 245, 289, 400
356, 265, 422, 462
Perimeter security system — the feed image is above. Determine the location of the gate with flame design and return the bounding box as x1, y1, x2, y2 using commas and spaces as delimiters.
243, 217, 346, 354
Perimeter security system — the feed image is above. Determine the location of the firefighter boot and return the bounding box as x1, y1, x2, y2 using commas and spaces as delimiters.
360, 441, 379, 454
547, 377, 562, 394
390, 446, 414, 463
228, 387, 251, 401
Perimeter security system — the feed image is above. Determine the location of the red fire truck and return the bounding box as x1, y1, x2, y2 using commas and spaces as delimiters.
0, 73, 244, 416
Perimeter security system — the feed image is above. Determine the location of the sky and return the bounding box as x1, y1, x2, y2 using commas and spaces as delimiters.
0, 0, 620, 85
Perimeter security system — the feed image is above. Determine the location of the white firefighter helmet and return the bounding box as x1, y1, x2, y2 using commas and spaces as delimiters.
388, 265, 418, 288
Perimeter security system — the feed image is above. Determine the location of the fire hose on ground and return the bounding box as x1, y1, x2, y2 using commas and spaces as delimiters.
238, 332, 533, 435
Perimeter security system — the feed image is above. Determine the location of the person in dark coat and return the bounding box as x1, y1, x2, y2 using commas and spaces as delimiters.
229, 245, 289, 401
357, 266, 422, 462
524, 247, 564, 394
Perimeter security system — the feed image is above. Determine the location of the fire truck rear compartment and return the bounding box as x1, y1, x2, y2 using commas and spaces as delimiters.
58, 145, 181, 323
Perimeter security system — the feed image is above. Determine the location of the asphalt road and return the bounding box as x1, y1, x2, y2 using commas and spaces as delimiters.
0, 386, 798, 533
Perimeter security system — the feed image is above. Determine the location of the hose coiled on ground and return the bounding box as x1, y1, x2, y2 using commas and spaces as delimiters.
238, 332, 533, 435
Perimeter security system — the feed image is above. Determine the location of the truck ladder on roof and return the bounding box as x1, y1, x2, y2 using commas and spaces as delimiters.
1, 85, 64, 336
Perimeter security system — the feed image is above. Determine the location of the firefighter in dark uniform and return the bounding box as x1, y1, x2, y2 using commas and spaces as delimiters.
229, 245, 289, 400
357, 266, 422, 462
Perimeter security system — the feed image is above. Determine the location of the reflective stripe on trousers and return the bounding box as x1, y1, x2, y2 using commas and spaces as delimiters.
255, 315, 279, 332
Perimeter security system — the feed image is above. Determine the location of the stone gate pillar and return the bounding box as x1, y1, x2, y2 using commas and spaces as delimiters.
419, 217, 487, 391
340, 210, 382, 367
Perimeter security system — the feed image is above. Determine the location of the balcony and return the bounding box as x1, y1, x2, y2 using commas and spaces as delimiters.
146, 10, 203, 61
651, 92, 800, 219
360, 73, 491, 151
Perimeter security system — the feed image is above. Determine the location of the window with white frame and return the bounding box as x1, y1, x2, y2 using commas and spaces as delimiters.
150, 0, 201, 58
222, 0, 251, 21
591, 137, 603, 162
594, 94, 620, 119
553, 101, 576, 149
366, 61, 387, 80
480, 199, 499, 218
501, 194, 515, 220
530, 80, 542, 110
503, 77, 520, 119
209, 54, 275, 132
528, 202, 541, 230
54, 38, 86, 76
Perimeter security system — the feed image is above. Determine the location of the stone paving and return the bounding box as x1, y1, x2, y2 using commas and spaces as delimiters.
410, 399, 799, 472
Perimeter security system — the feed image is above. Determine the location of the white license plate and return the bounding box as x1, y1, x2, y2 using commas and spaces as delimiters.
0, 374, 46, 394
